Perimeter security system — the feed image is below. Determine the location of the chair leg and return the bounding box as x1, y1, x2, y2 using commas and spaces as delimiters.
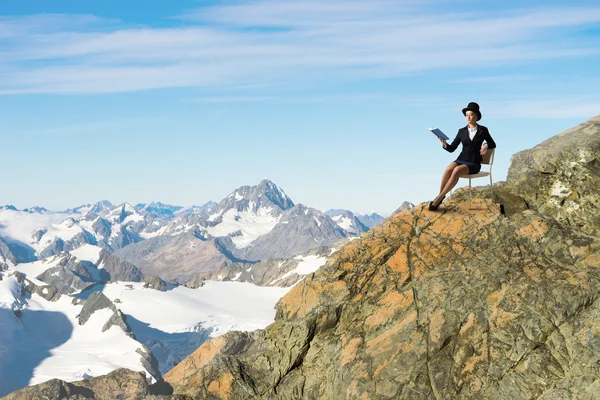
469, 178, 472, 209
490, 174, 493, 201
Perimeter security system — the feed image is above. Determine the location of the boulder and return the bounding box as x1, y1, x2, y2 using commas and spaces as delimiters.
143, 276, 167, 292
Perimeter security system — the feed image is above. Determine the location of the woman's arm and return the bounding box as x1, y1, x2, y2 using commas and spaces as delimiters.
443, 132, 461, 153
484, 128, 496, 149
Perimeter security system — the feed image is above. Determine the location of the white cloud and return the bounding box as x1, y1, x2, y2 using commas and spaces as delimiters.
0, 2, 599, 94
487, 97, 600, 119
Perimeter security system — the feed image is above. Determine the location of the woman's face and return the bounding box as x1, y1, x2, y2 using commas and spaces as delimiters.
465, 111, 478, 125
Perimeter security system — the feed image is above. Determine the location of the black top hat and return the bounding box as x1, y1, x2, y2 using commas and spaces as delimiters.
462, 102, 482, 121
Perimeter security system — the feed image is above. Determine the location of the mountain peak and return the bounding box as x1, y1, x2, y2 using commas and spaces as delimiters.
107, 202, 143, 224
214, 180, 295, 215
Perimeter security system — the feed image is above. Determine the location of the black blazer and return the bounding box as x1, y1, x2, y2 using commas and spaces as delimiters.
444, 124, 496, 164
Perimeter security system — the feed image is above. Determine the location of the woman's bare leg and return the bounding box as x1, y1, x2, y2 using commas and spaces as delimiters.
433, 165, 469, 205
439, 162, 458, 193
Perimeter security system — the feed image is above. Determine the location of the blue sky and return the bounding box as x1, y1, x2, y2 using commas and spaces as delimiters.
1, 0, 599, 215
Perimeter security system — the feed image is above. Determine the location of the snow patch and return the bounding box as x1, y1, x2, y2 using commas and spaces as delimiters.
272, 255, 327, 285
70, 244, 103, 264
205, 208, 280, 248
333, 216, 356, 233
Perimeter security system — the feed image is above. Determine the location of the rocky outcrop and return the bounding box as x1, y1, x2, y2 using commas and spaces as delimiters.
506, 114, 600, 235
0, 237, 18, 268
143, 275, 167, 291
77, 292, 135, 339
159, 114, 600, 399
97, 251, 144, 282
393, 200, 415, 215
26, 280, 62, 302
37, 253, 99, 294
184, 275, 206, 289
1, 368, 188, 400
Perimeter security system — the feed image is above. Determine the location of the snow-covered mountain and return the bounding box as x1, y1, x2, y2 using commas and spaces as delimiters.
112, 181, 360, 282
393, 201, 415, 215
326, 209, 370, 234
0, 270, 158, 397
175, 201, 218, 216
134, 202, 183, 220
0, 267, 290, 396
65, 200, 114, 216
356, 212, 386, 229
0, 180, 392, 283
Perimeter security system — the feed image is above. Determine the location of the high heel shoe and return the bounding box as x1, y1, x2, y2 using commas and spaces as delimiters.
428, 195, 446, 211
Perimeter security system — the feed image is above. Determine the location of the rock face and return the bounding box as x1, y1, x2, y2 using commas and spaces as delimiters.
77, 291, 136, 339
506, 114, 600, 236
115, 233, 232, 283
97, 251, 144, 282
1, 368, 186, 400
0, 237, 18, 268
37, 253, 100, 294
197, 245, 337, 287
159, 115, 600, 399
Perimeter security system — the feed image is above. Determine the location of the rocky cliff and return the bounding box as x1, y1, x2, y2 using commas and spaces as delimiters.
4, 114, 599, 399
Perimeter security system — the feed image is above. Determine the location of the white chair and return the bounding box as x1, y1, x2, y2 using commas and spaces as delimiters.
459, 148, 495, 209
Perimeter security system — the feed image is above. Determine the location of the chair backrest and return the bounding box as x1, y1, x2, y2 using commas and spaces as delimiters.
481, 148, 495, 165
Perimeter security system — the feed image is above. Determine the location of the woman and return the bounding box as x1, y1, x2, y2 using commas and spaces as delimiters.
429, 102, 496, 211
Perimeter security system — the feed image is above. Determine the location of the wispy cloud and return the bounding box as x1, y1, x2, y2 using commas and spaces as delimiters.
449, 75, 539, 84
487, 97, 600, 119
1, 1, 600, 94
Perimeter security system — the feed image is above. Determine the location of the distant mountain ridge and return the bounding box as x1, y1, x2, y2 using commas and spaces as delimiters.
0, 180, 399, 284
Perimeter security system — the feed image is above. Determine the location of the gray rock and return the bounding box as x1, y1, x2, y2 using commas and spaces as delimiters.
96, 251, 144, 282
1, 368, 176, 400
37, 253, 98, 294
392, 200, 415, 215
77, 291, 117, 325
102, 309, 135, 338
506, 114, 600, 236
136, 345, 161, 382
26, 281, 62, 302
0, 237, 18, 267
184, 276, 206, 289
143, 276, 167, 292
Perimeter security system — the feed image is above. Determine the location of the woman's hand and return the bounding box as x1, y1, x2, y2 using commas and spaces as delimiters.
439, 137, 447, 148
480, 144, 488, 155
